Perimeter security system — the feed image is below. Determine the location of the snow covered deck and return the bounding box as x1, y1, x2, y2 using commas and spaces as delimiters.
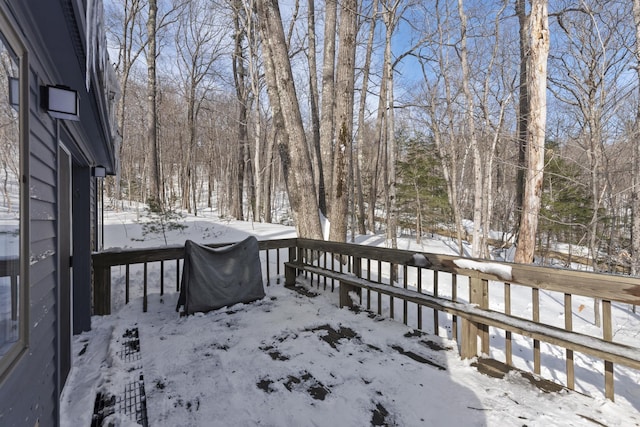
62, 281, 639, 426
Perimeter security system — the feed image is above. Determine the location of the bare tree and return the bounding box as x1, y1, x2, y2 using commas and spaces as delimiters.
515, 0, 550, 264
307, 0, 326, 216
354, 0, 379, 235
146, 0, 161, 206
257, 0, 323, 239
175, 0, 227, 215
320, 0, 338, 215
633, 1, 640, 290
106, 0, 147, 204
457, 0, 484, 258
515, 0, 528, 235
381, 0, 401, 249
415, 0, 466, 255
232, 0, 249, 220
329, 0, 359, 242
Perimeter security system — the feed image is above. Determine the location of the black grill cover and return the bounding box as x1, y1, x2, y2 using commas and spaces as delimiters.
176, 237, 265, 315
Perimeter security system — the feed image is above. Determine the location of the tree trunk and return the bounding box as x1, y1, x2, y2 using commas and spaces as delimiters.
515, 0, 528, 236
355, 0, 378, 235
146, 0, 161, 206
233, 0, 248, 220
382, 1, 398, 250
457, 0, 483, 258
320, 0, 337, 215
514, 0, 549, 264
631, 0, 640, 312
257, 0, 323, 239
427, 3, 465, 255
369, 22, 390, 237
111, 0, 147, 203
307, 0, 326, 217
328, 0, 358, 242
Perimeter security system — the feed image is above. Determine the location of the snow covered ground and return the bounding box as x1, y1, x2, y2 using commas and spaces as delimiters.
61, 206, 640, 426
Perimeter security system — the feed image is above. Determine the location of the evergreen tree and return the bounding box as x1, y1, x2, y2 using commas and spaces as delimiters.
396, 134, 450, 243
539, 141, 594, 257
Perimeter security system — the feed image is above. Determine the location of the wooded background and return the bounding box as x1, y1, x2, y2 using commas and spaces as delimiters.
102, 0, 640, 274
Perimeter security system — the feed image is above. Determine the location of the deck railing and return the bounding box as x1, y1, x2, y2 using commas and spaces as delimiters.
91, 238, 296, 315
91, 238, 640, 403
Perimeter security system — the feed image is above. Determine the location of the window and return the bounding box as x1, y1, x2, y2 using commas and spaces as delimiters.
0, 10, 27, 377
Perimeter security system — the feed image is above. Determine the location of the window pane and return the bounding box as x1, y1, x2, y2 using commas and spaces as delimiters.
0, 35, 20, 357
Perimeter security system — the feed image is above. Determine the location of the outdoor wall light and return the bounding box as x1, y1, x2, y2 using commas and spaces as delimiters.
92, 166, 106, 178
40, 84, 79, 121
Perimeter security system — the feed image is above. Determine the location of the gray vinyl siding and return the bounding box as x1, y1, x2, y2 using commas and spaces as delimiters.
0, 58, 59, 427
0, 0, 117, 423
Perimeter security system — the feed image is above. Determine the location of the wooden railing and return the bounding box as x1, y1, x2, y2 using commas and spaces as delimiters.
91, 237, 640, 403
91, 238, 296, 314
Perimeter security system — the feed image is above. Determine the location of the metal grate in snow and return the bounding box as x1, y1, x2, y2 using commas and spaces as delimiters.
92, 327, 149, 426
115, 374, 149, 426
117, 328, 142, 362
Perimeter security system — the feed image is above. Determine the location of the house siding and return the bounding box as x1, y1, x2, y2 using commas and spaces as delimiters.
0, 0, 117, 424
0, 66, 59, 427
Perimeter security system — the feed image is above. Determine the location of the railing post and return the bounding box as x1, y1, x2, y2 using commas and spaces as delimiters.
285, 246, 298, 286
461, 275, 485, 359
353, 256, 362, 278
93, 263, 111, 315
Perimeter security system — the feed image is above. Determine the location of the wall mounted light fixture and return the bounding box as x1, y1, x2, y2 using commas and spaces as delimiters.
92, 166, 106, 178
40, 85, 79, 121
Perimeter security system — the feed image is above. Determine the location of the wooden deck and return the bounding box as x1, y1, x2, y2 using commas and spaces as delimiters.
91, 237, 640, 404
73, 282, 640, 426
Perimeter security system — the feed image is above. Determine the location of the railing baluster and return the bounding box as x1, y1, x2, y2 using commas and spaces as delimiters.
451, 274, 458, 341
481, 278, 489, 355
389, 262, 395, 320
266, 249, 271, 287
160, 261, 164, 296
565, 293, 574, 390
143, 262, 148, 313
331, 252, 336, 290
403, 265, 408, 325
323, 251, 327, 290
377, 260, 382, 315
125, 264, 130, 305
433, 271, 439, 336
314, 250, 319, 287
276, 248, 281, 284
366, 258, 371, 310
505, 282, 512, 366
533, 287, 540, 374
603, 300, 614, 400
417, 268, 423, 330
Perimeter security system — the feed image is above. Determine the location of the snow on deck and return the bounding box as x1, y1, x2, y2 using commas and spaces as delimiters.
61, 282, 639, 427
